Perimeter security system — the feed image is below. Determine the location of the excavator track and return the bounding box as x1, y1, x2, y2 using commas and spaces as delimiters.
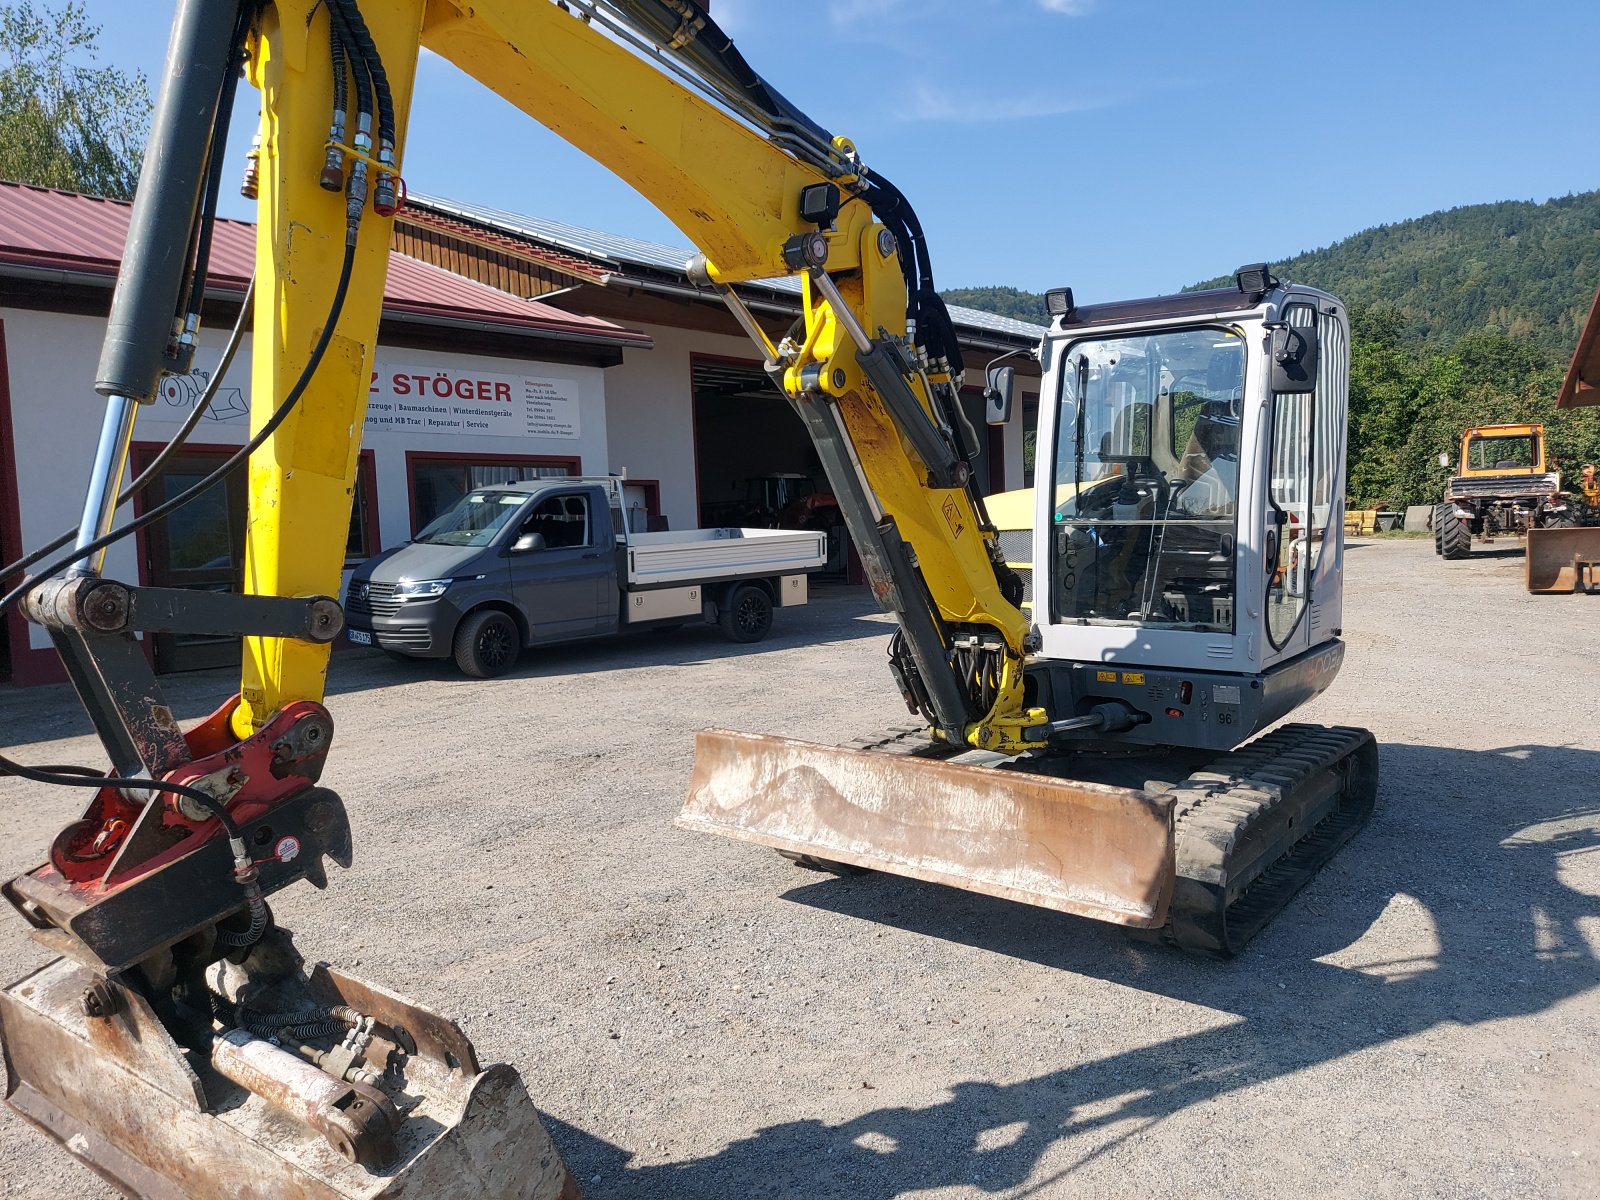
1160, 723, 1378, 958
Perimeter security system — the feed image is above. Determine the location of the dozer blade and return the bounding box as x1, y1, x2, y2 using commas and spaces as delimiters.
1526, 525, 1600, 593
679, 729, 1177, 928
0, 954, 580, 1200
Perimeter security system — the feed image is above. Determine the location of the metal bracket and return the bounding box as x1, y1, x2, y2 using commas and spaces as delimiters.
24, 577, 343, 643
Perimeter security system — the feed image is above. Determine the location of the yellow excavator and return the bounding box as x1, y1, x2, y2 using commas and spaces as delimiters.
0, 2, 1376, 1195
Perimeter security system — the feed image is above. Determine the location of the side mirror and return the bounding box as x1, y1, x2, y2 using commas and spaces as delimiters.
984, 366, 1016, 426
1438, 453, 1452, 470
1269, 323, 1320, 394
511, 531, 546, 554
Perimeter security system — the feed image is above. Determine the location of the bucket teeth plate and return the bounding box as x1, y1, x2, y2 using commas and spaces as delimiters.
679, 729, 1177, 928
0, 956, 581, 1200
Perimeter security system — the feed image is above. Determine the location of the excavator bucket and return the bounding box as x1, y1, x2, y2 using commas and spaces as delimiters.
679, 730, 1177, 927
0, 945, 580, 1200
1526, 525, 1600, 593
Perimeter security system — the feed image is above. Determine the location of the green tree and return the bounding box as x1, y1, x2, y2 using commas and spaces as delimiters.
0, 1, 150, 198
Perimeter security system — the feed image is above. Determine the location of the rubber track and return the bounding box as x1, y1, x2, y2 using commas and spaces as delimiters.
1162, 723, 1378, 958
838, 724, 964, 758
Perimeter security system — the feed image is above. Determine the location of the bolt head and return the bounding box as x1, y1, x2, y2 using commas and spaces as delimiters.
81, 981, 119, 1019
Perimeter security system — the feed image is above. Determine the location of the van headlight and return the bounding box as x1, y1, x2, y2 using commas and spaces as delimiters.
394, 578, 451, 600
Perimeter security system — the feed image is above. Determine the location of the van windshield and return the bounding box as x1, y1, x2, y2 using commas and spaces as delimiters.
414, 490, 526, 546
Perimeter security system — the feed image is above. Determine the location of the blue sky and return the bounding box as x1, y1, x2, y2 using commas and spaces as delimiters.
70, 0, 1600, 303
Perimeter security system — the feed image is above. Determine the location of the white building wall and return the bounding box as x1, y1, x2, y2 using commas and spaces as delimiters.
2, 306, 610, 653
600, 319, 757, 532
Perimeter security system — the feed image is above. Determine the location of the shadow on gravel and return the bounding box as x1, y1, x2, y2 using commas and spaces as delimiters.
551, 741, 1600, 1198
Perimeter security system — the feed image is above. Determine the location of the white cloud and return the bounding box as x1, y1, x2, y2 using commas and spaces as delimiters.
1039, 0, 1097, 14
899, 81, 1107, 124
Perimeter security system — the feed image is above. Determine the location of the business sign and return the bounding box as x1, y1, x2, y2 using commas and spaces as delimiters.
365, 366, 581, 440
144, 358, 581, 443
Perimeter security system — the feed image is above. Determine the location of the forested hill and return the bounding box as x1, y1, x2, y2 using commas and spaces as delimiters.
945, 191, 1600, 355
1186, 192, 1600, 355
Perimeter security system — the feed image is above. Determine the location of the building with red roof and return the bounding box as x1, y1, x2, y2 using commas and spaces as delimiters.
0, 182, 652, 683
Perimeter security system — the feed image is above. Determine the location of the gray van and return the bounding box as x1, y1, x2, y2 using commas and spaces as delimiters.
345, 478, 826, 676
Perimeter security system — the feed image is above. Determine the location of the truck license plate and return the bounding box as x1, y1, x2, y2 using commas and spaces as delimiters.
347, 629, 373, 646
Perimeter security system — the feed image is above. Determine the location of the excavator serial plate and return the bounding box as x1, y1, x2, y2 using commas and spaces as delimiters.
680, 729, 1177, 927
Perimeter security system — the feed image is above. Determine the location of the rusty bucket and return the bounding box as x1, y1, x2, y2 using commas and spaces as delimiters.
1, 947, 580, 1200
679, 729, 1176, 928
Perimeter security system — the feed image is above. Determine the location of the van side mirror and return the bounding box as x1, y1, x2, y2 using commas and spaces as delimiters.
1269, 324, 1319, 394
512, 531, 546, 554
984, 366, 1016, 425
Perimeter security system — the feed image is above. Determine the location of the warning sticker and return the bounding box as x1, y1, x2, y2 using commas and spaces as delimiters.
1096, 669, 1116, 683
942, 496, 966, 539
1121, 672, 1146, 685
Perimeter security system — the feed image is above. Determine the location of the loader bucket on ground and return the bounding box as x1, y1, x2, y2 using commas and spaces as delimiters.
680, 730, 1177, 927
1526, 525, 1600, 593
1, 954, 580, 1200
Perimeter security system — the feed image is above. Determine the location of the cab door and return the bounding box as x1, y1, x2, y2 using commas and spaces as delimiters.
507, 490, 613, 642
1263, 301, 1321, 661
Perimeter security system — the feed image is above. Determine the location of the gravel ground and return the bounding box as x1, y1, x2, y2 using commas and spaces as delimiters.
1, 536, 1596, 1199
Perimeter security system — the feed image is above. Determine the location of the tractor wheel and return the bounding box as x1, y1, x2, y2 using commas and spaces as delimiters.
1434, 503, 1472, 560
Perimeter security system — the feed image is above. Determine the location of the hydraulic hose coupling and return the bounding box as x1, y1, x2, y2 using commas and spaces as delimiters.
373, 146, 402, 217
240, 135, 261, 200
321, 119, 348, 192
346, 119, 373, 231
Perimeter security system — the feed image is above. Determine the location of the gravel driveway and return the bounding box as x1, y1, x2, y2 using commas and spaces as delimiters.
2, 537, 1596, 1199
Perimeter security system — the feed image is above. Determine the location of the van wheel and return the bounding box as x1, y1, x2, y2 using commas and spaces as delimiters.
719, 585, 773, 643
454, 610, 519, 677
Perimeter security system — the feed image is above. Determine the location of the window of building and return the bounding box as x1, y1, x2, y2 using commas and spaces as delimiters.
406, 453, 579, 534
346, 450, 380, 564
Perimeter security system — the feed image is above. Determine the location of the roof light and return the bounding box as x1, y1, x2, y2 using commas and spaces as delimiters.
1235, 263, 1278, 297
1045, 288, 1075, 319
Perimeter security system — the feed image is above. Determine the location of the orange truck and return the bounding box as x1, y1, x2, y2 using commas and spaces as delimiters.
1432, 423, 1573, 556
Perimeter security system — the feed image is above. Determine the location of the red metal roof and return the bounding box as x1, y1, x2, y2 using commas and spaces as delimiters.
0, 181, 650, 347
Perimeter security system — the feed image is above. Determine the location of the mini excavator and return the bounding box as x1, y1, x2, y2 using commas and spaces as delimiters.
0, 2, 1375, 1196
